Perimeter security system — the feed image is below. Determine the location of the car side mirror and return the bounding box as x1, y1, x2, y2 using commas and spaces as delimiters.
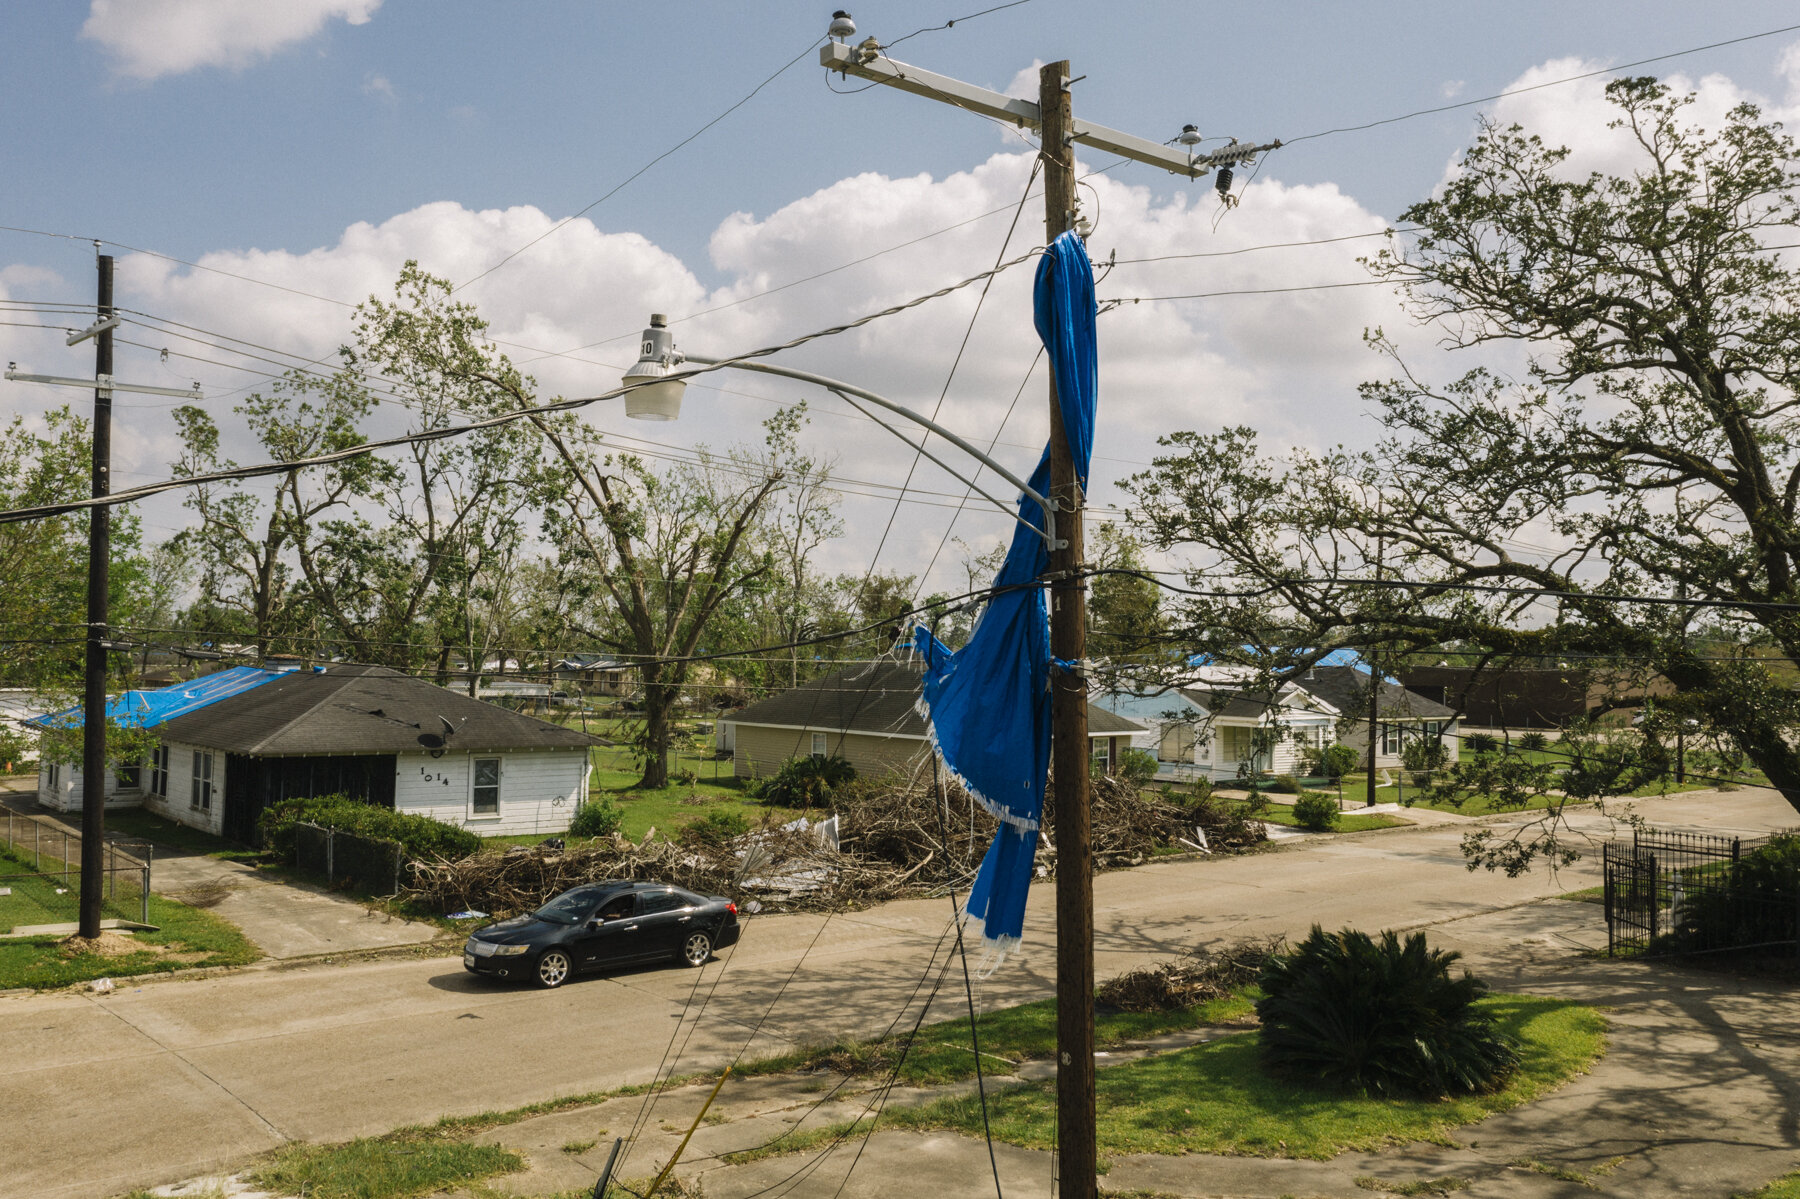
588, 916, 604, 928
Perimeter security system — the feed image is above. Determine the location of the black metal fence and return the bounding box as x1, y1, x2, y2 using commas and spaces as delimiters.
289, 821, 405, 895
1604, 828, 1800, 959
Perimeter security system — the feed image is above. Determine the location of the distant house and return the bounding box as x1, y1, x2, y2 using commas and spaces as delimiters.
1098, 669, 1336, 784
723, 660, 1144, 782
1286, 665, 1459, 771
1097, 663, 1458, 782
553, 654, 632, 697
32, 663, 598, 843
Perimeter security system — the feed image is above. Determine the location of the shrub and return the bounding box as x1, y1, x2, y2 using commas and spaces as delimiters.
1401, 737, 1450, 785
1115, 748, 1160, 785
1269, 774, 1302, 795
1256, 926, 1520, 1097
1318, 744, 1360, 779
258, 794, 481, 862
1466, 733, 1498, 756
1517, 731, 1549, 752
751, 755, 856, 807
676, 808, 752, 847
1291, 791, 1340, 831
1662, 834, 1800, 956
568, 797, 624, 839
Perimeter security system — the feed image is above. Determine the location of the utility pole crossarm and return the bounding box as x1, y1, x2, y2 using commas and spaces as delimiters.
5, 368, 203, 401
822, 42, 1278, 179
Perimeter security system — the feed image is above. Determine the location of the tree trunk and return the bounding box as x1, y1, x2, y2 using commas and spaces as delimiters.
638, 662, 673, 789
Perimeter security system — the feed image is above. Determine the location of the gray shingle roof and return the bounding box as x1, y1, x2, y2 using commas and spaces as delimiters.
728, 660, 1143, 738
154, 664, 599, 756
1287, 665, 1456, 720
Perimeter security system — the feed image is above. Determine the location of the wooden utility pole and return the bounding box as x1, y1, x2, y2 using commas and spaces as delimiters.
1366, 523, 1382, 810
79, 254, 114, 939
1041, 59, 1096, 1199
7, 252, 204, 938
819, 29, 1278, 1198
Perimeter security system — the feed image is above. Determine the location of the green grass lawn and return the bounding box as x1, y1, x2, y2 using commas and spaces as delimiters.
0, 884, 260, 990
246, 1138, 522, 1199
741, 988, 1260, 1089
1257, 804, 1411, 833
1739, 1171, 1800, 1199
877, 994, 1605, 1161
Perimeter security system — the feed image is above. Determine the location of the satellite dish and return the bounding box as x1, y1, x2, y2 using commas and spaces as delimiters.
417, 732, 445, 749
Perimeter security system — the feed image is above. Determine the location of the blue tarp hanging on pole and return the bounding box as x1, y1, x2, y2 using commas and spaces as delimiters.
914, 231, 1097, 968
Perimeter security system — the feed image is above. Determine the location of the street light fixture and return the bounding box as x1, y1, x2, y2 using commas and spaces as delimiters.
621, 313, 1060, 552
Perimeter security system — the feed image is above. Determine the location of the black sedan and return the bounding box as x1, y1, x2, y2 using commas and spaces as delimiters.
463, 880, 741, 989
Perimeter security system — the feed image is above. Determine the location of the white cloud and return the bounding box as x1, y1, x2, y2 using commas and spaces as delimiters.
1440, 80, 1465, 99
6, 150, 1400, 586
81, 0, 380, 81
362, 72, 395, 100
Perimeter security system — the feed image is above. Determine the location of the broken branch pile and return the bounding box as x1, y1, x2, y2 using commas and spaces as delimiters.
403, 775, 1266, 918
1094, 935, 1286, 1013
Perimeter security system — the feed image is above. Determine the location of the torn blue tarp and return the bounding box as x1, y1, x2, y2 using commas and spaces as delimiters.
29, 665, 288, 730
913, 231, 1097, 969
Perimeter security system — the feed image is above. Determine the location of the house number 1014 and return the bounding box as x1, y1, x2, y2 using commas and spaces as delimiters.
418, 767, 451, 786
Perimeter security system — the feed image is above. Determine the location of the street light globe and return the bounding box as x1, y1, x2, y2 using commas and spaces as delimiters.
622, 314, 686, 420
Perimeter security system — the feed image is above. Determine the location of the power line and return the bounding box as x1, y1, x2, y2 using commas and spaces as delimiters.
0, 251, 1042, 526
1284, 19, 1800, 145
454, 37, 825, 294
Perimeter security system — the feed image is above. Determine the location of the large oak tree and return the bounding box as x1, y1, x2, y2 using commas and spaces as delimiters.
1128, 78, 1800, 828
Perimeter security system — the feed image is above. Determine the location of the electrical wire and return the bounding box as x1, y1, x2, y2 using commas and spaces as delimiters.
1284, 20, 1800, 144
0, 250, 1044, 526
863, 157, 1043, 581
453, 37, 825, 294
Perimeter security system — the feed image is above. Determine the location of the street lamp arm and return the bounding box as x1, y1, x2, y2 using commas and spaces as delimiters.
679, 354, 1059, 552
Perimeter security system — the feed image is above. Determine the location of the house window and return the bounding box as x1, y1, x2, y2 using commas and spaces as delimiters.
150, 746, 169, 798
114, 764, 141, 789
1379, 725, 1404, 756
46, 763, 61, 789
810, 732, 828, 759
472, 757, 502, 817
191, 752, 214, 811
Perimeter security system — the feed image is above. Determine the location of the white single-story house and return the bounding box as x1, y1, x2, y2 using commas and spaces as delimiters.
723, 660, 1145, 782
33, 663, 599, 843
1097, 663, 1458, 783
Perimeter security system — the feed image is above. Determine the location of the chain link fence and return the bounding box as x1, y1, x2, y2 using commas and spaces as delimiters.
287, 820, 406, 895
0, 808, 152, 930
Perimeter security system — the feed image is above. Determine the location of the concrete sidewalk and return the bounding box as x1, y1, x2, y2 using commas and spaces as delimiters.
9, 786, 1796, 1198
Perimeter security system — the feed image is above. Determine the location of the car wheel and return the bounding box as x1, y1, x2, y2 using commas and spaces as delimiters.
679, 930, 712, 967
535, 949, 573, 989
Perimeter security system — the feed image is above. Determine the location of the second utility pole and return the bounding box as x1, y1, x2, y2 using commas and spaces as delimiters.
1040, 60, 1096, 1199
80, 254, 115, 940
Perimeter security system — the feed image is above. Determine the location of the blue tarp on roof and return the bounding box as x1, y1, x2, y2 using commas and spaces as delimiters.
30, 665, 289, 730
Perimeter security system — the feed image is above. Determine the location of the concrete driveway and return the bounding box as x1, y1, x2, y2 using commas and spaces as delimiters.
2, 786, 1792, 1199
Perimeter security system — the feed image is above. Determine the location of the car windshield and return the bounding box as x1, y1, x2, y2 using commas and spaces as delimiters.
534, 890, 599, 925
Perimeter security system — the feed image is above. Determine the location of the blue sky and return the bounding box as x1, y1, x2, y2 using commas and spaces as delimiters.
4, 1, 1800, 586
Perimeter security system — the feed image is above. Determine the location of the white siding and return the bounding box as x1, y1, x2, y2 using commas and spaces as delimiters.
139, 741, 225, 836
36, 760, 146, 812
394, 748, 589, 838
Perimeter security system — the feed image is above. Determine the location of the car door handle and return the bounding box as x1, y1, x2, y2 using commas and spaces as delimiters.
623, 924, 638, 931
678, 916, 691, 922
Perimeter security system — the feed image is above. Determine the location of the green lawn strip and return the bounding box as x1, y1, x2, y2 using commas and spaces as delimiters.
1737, 1170, 1800, 1198
1558, 885, 1605, 904
738, 989, 1259, 1088
1256, 805, 1411, 833
248, 1138, 521, 1199
0, 851, 259, 989
878, 995, 1604, 1161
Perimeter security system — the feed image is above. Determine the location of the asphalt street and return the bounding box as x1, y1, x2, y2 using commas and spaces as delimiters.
3, 786, 1789, 1199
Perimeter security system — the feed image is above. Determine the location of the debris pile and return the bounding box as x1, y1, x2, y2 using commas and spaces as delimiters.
1094, 935, 1286, 1013
404, 775, 1264, 919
